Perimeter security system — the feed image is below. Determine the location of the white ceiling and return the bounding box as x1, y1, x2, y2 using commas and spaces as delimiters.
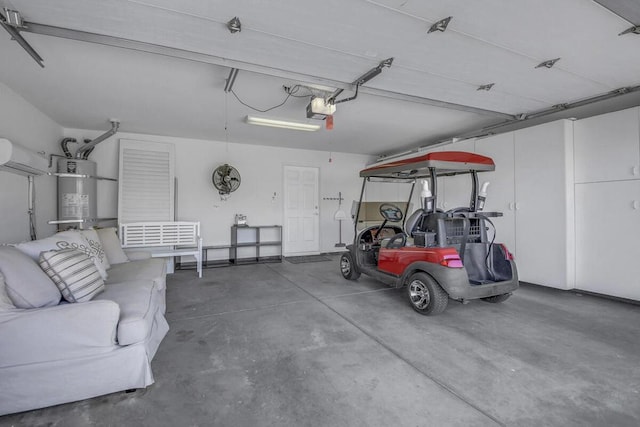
0, 0, 639, 156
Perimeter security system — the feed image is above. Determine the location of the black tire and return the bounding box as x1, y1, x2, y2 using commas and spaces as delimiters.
406, 272, 448, 315
340, 252, 360, 280
481, 293, 511, 303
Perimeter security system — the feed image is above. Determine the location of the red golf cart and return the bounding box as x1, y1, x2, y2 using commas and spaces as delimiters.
340, 151, 518, 315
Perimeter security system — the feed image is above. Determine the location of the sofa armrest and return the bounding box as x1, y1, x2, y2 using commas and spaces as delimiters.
0, 300, 121, 367
124, 250, 152, 261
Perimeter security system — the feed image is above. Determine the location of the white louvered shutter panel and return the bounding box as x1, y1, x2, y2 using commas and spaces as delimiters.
118, 139, 175, 224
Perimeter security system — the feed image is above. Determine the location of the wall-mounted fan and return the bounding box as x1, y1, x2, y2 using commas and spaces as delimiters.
212, 164, 241, 195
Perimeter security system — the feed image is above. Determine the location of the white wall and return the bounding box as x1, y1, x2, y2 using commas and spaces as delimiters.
373, 120, 575, 290
63, 128, 373, 256
0, 83, 63, 244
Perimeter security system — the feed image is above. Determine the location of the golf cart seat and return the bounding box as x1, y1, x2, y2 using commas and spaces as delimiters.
404, 208, 427, 236
404, 208, 439, 246
376, 208, 429, 249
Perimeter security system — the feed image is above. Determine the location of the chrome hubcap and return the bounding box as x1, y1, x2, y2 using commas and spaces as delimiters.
409, 280, 430, 309
340, 257, 351, 275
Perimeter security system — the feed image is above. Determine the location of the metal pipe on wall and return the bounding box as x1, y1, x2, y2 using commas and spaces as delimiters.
75, 120, 120, 159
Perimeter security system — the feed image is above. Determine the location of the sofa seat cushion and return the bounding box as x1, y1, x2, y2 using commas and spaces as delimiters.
0, 299, 120, 367
94, 280, 160, 346
105, 258, 166, 291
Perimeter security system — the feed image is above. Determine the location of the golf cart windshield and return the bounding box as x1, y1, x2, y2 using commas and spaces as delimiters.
354, 199, 412, 231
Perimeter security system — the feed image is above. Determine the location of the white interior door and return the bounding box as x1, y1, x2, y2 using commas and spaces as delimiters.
284, 166, 319, 255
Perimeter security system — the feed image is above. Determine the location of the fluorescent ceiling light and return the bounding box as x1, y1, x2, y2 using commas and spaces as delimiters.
246, 116, 321, 132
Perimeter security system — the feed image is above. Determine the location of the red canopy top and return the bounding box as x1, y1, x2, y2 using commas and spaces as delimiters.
360, 151, 495, 178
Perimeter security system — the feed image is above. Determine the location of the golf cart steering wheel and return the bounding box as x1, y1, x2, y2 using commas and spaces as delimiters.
374, 203, 404, 240
379, 203, 403, 221
385, 233, 407, 249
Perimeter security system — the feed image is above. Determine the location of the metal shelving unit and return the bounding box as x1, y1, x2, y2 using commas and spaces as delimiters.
176, 225, 283, 271
230, 225, 282, 264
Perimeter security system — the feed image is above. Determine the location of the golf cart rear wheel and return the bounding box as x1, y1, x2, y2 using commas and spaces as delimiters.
481, 293, 511, 303
340, 252, 360, 280
407, 272, 448, 315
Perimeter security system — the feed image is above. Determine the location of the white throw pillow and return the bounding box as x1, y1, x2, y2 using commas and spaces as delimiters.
79, 229, 111, 272
16, 230, 109, 280
95, 227, 129, 264
39, 248, 105, 303
0, 272, 17, 311
0, 246, 61, 308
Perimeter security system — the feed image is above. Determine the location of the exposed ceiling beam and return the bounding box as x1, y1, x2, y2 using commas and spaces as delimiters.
19, 21, 514, 120
592, 0, 640, 25
0, 10, 44, 67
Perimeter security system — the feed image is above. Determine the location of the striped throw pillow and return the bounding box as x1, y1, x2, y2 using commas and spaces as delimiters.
39, 248, 105, 303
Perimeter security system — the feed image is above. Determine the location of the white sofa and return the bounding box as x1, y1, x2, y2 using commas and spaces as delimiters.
0, 228, 169, 415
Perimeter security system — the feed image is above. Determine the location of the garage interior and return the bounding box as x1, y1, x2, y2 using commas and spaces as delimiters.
1, 0, 640, 425
3, 260, 639, 426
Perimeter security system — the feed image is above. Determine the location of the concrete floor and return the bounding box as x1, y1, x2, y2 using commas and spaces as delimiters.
2, 254, 640, 426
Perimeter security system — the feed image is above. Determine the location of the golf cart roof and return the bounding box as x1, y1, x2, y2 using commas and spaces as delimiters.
360, 151, 495, 179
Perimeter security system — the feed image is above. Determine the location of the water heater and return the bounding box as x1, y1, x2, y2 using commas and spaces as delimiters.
57, 158, 97, 229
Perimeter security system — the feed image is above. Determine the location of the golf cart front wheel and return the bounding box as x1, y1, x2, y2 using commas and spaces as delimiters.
407, 272, 448, 315
340, 252, 360, 280
481, 293, 511, 303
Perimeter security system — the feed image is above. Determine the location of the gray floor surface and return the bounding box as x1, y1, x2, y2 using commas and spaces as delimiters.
2, 254, 639, 426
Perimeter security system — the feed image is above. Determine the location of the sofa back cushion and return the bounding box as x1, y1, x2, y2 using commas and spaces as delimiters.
15, 230, 109, 280
0, 246, 61, 308
0, 272, 16, 310
39, 248, 105, 303
95, 227, 129, 265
